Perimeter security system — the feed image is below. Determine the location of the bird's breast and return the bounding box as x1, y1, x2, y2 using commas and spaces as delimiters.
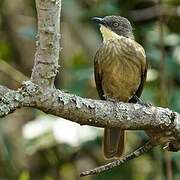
99, 39, 142, 101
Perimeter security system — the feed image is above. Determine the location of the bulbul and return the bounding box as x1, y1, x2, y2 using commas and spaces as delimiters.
92, 16, 148, 159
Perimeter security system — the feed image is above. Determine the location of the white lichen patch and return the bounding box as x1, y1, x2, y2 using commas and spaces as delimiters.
118, 103, 128, 110
58, 91, 71, 105
75, 97, 83, 109
127, 116, 132, 121
2, 92, 15, 103
134, 104, 142, 110
83, 99, 95, 109
0, 104, 10, 116
14, 93, 24, 102
143, 107, 152, 115
21, 81, 40, 95
156, 108, 172, 126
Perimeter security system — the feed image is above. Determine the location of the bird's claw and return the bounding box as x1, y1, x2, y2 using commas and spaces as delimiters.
134, 95, 152, 108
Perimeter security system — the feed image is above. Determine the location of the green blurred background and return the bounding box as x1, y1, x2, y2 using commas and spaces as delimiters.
0, 0, 179, 179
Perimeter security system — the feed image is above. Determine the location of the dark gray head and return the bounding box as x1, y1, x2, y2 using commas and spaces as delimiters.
92, 15, 134, 39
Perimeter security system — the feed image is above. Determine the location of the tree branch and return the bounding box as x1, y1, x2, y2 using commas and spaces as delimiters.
131, 4, 180, 21
31, 0, 61, 88
0, 81, 179, 151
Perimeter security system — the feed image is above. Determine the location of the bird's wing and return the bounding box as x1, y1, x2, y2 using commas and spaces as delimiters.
94, 48, 105, 100
135, 61, 148, 98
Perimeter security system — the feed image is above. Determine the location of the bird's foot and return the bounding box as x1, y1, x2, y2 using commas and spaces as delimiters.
134, 95, 152, 108
103, 95, 116, 102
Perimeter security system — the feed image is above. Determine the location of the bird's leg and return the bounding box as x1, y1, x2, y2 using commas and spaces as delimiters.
134, 95, 152, 107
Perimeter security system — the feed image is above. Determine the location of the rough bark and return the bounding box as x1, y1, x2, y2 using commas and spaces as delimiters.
0, 81, 179, 151
31, 0, 61, 88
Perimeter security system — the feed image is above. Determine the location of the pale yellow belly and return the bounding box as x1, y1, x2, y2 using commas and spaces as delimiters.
101, 58, 141, 102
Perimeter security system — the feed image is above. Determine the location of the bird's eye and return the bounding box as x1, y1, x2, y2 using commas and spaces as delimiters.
113, 22, 119, 27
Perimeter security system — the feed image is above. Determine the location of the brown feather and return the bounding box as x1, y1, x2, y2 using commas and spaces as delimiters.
103, 128, 125, 158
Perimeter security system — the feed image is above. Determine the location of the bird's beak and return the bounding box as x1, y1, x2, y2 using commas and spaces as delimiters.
91, 17, 106, 26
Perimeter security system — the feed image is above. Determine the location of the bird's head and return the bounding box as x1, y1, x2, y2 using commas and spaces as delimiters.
92, 15, 134, 41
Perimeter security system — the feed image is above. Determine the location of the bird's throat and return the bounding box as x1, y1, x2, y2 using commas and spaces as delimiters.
100, 25, 120, 42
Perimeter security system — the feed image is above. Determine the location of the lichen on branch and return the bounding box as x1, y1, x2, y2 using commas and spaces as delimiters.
0, 81, 179, 152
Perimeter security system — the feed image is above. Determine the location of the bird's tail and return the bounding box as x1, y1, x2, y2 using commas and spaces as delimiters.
103, 128, 125, 159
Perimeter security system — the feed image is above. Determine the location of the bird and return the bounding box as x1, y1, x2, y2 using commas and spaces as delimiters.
92, 15, 148, 159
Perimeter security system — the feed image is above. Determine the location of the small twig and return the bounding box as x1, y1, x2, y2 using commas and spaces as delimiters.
80, 140, 156, 177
